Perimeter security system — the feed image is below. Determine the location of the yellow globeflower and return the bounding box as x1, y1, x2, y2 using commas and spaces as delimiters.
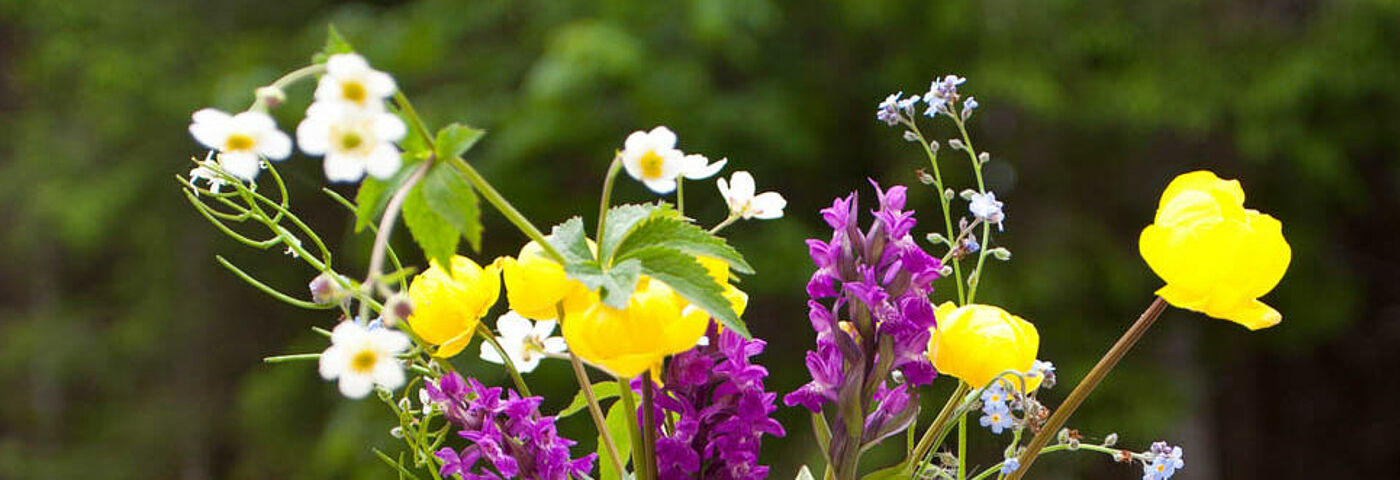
696, 255, 748, 318
564, 278, 710, 378
406, 255, 501, 358
500, 241, 597, 321
927, 302, 1040, 389
1139, 171, 1291, 330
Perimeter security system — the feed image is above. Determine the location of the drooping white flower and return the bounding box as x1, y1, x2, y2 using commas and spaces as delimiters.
188, 108, 292, 181
717, 171, 787, 220
297, 101, 407, 183
479, 311, 567, 374
314, 53, 397, 110
318, 320, 411, 399
620, 126, 687, 193
679, 154, 727, 180
968, 191, 1005, 230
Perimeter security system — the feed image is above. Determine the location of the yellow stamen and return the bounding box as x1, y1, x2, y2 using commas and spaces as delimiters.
225, 134, 255, 151
342, 81, 367, 103
639, 151, 665, 179
339, 132, 364, 151
351, 350, 377, 373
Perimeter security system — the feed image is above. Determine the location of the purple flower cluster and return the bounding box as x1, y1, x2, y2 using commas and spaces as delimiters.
426, 373, 596, 480
643, 323, 786, 480
784, 181, 942, 476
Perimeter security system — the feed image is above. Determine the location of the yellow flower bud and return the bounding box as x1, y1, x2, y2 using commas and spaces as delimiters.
500, 241, 597, 320
1138, 171, 1291, 330
563, 277, 709, 378
406, 255, 501, 358
927, 302, 1040, 389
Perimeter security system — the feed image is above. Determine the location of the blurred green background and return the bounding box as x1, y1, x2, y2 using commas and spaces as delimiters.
2, 0, 1397, 478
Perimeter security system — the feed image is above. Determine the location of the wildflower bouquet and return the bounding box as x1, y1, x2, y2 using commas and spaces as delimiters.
179, 29, 1290, 480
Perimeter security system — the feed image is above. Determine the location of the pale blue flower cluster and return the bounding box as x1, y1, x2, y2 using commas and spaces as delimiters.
1000, 457, 1021, 475
978, 382, 1015, 434
924, 75, 967, 117
876, 91, 923, 126
1142, 442, 1185, 480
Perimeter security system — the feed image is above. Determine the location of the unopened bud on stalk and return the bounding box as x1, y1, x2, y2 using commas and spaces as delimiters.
383, 294, 413, 327
309, 273, 348, 304
255, 86, 286, 109
979, 152, 990, 164
903, 130, 919, 142
948, 139, 965, 151
389, 426, 404, 439
916, 169, 935, 185
1104, 433, 1119, 447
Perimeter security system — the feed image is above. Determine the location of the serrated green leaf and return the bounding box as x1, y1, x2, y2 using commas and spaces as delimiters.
599, 399, 633, 480
598, 203, 664, 259
312, 25, 355, 64
402, 184, 460, 267
546, 217, 594, 263
559, 381, 621, 418
619, 246, 748, 337
421, 163, 482, 252
611, 215, 753, 274
565, 259, 640, 308
353, 161, 416, 232
435, 123, 485, 161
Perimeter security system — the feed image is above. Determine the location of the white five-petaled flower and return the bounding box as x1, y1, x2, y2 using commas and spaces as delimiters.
188, 109, 292, 181
318, 320, 411, 399
479, 311, 567, 374
717, 171, 786, 220
680, 154, 727, 180
297, 101, 407, 182
315, 53, 398, 110
621, 126, 687, 193
968, 191, 1006, 231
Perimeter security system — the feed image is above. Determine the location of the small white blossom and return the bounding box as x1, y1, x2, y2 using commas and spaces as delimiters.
318, 320, 411, 399
314, 53, 397, 110
968, 191, 1005, 231
717, 171, 786, 220
296, 101, 407, 183
479, 311, 567, 374
679, 154, 727, 180
620, 126, 687, 193
187, 151, 227, 194
188, 109, 292, 181
418, 388, 434, 416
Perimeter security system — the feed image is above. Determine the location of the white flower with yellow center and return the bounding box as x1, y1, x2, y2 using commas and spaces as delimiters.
188, 109, 292, 181
479, 311, 567, 374
717, 171, 787, 220
621, 126, 687, 193
314, 53, 397, 110
318, 321, 411, 399
297, 102, 407, 183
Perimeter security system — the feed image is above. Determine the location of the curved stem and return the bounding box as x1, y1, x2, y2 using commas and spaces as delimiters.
911, 382, 970, 466
904, 120, 965, 304
971, 444, 1126, 480
477, 323, 532, 397
1005, 297, 1169, 480
358, 161, 431, 322
596, 156, 623, 256
561, 304, 626, 476
248, 63, 326, 111
446, 155, 563, 262
708, 214, 739, 234
617, 377, 646, 480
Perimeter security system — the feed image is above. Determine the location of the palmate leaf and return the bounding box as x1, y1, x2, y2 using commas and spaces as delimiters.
420, 162, 482, 252
546, 216, 595, 263
617, 246, 749, 337
565, 259, 641, 308
611, 212, 753, 274
598, 203, 670, 259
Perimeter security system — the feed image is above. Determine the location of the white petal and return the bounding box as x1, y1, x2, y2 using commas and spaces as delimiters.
189, 108, 231, 149
643, 177, 677, 194
515, 355, 541, 373
330, 321, 366, 346
716, 177, 731, 199
620, 150, 645, 181
364, 143, 402, 180
542, 337, 568, 354
313, 76, 340, 104
374, 112, 407, 142
648, 126, 677, 149
218, 152, 261, 182
324, 152, 366, 183
750, 192, 787, 219
533, 319, 558, 338
258, 128, 293, 161
367, 71, 397, 98
682, 155, 726, 180
656, 150, 686, 178
479, 343, 505, 364
728, 171, 756, 203
231, 111, 276, 134
326, 53, 370, 78
371, 329, 412, 354
338, 373, 375, 399
623, 130, 650, 153
296, 114, 331, 155
495, 312, 533, 341
319, 346, 346, 379
372, 360, 406, 390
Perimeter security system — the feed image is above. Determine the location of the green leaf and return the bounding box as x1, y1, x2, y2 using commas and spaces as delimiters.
401, 183, 460, 267
611, 214, 753, 274
546, 217, 595, 263
421, 163, 482, 252
435, 123, 486, 161
353, 156, 417, 232
565, 259, 640, 309
598, 203, 667, 259
619, 246, 748, 337
559, 381, 621, 418
598, 399, 634, 480
859, 461, 909, 480
312, 24, 355, 64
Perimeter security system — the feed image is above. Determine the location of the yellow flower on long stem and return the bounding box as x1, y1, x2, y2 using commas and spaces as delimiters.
500, 240, 597, 321
563, 278, 711, 378
1139, 170, 1291, 329
927, 302, 1040, 389
406, 255, 500, 358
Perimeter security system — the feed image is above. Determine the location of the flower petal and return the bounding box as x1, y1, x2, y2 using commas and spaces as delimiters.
364, 143, 402, 180
338, 373, 375, 399
750, 192, 787, 219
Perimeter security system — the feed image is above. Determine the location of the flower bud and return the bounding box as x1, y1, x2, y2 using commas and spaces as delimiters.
1104, 433, 1119, 447
928, 303, 1040, 389
255, 86, 286, 109
389, 426, 404, 439
309, 272, 347, 305
903, 130, 919, 142
916, 169, 935, 185
382, 294, 413, 328
948, 138, 965, 151
989, 247, 1012, 261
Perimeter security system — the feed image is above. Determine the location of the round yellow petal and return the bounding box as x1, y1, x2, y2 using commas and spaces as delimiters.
927, 304, 1039, 389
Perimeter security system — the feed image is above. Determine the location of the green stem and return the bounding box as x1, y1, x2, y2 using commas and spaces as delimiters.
905, 121, 966, 305
953, 118, 993, 303
910, 382, 970, 466
215, 256, 333, 310
596, 156, 623, 255
957, 413, 967, 480
561, 304, 626, 476
971, 444, 1126, 480
262, 353, 321, 363
477, 324, 532, 397
248, 63, 326, 111
1005, 296, 1169, 480
676, 177, 685, 215
446, 155, 563, 262
617, 377, 646, 480
708, 214, 739, 234
639, 373, 659, 480
359, 160, 430, 323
